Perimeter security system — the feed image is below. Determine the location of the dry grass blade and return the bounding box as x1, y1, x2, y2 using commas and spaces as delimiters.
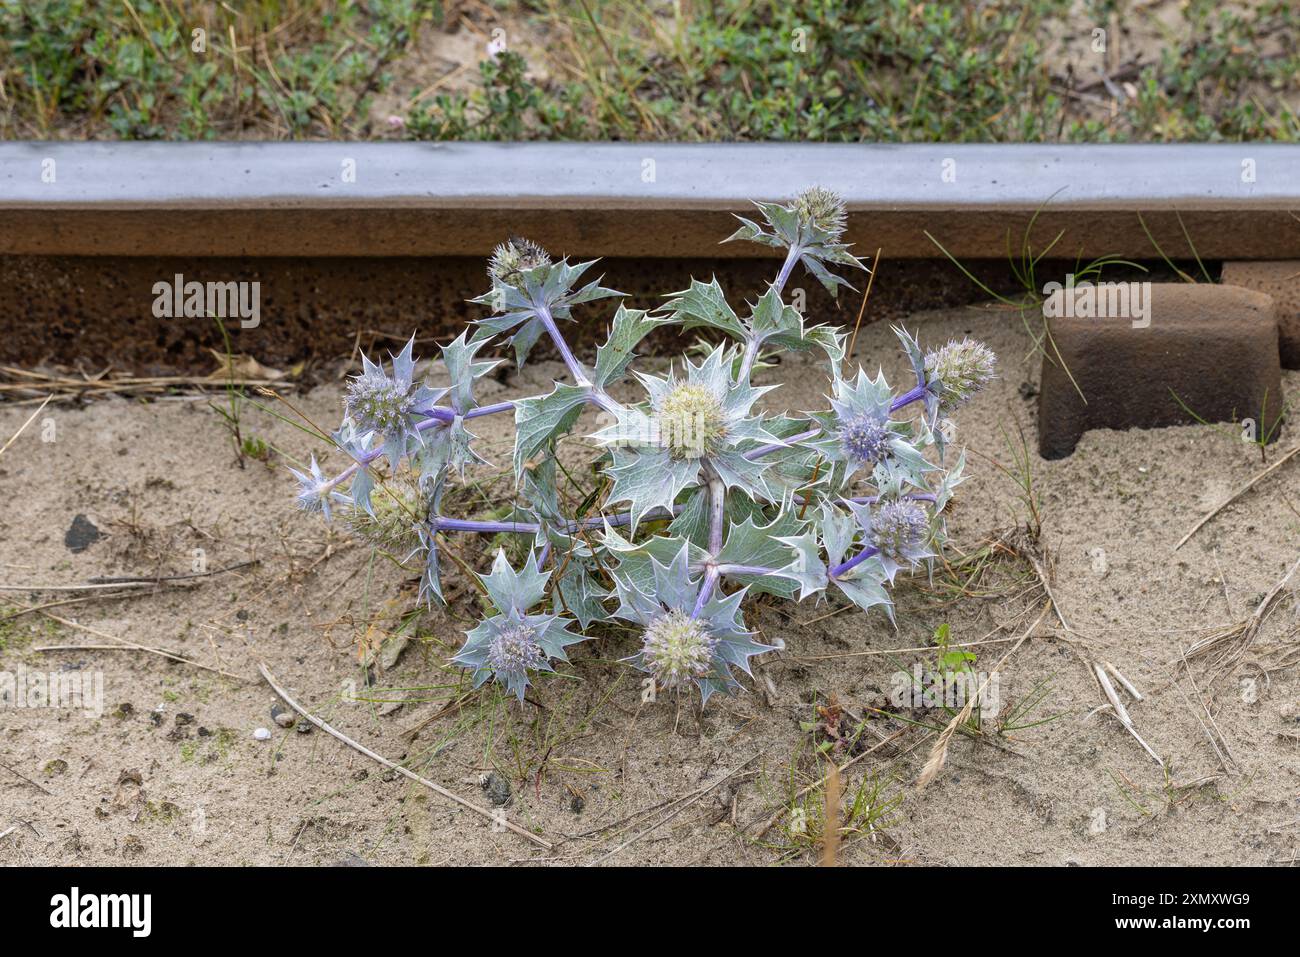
917, 603, 1049, 788
1180, 554, 1300, 686
1174, 444, 1300, 550
0, 393, 52, 457
33, 611, 247, 681
259, 663, 552, 851
1103, 661, 1144, 701
0, 365, 297, 403
846, 248, 883, 359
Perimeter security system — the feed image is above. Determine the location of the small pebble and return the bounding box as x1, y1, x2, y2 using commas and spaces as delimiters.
252, 727, 272, 741
296, 721, 312, 734
271, 703, 295, 728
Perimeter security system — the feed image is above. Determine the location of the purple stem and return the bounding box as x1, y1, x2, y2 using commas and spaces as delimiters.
738, 244, 803, 381
773, 243, 802, 296
890, 385, 929, 412
416, 399, 516, 425
434, 517, 540, 534
691, 566, 720, 618
536, 303, 591, 387
829, 545, 880, 580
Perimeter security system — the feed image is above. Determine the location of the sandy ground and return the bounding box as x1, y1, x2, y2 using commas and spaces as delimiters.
1, 306, 1298, 867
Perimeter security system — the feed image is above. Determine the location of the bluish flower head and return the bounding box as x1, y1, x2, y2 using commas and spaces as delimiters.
451, 551, 587, 700
839, 411, 890, 465
344, 336, 443, 470
870, 499, 930, 561
487, 621, 547, 675
809, 366, 933, 489
924, 338, 996, 415
611, 545, 779, 704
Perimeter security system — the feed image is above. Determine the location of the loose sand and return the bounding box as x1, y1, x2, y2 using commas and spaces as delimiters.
2, 307, 1297, 866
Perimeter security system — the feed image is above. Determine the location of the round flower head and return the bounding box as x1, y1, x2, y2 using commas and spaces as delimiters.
924, 338, 996, 415
838, 411, 890, 466
870, 499, 930, 561
487, 621, 546, 675
489, 237, 551, 288
611, 545, 779, 703
640, 610, 717, 690
343, 336, 442, 470
450, 552, 589, 700
347, 370, 418, 436
793, 186, 847, 240
592, 346, 784, 526
656, 382, 729, 460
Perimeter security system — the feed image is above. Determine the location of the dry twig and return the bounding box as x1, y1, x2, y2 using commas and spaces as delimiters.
259, 663, 552, 851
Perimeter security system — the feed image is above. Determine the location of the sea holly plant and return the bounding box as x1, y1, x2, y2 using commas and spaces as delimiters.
290, 188, 996, 707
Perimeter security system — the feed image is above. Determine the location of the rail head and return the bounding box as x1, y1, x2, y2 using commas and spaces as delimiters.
2, 142, 1297, 257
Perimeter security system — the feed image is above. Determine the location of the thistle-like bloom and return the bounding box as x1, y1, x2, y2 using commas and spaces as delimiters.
451, 551, 586, 700
612, 546, 778, 703
924, 338, 997, 415
656, 382, 729, 460
792, 186, 847, 241
344, 336, 444, 469
489, 237, 552, 289
640, 610, 717, 690
725, 188, 864, 296
472, 240, 623, 367
839, 413, 890, 464
870, 499, 930, 561
486, 621, 547, 675
339, 476, 424, 552
808, 367, 932, 487
592, 345, 784, 525
848, 497, 935, 584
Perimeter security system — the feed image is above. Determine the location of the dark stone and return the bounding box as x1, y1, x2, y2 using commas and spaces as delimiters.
1037, 284, 1284, 459
482, 771, 512, 807
1221, 262, 1300, 369
64, 514, 101, 553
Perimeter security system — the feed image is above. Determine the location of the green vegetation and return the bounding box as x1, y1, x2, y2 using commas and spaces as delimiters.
2, 1, 1296, 141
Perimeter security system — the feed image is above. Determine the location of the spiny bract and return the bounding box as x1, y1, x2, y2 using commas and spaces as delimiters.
290, 189, 996, 707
